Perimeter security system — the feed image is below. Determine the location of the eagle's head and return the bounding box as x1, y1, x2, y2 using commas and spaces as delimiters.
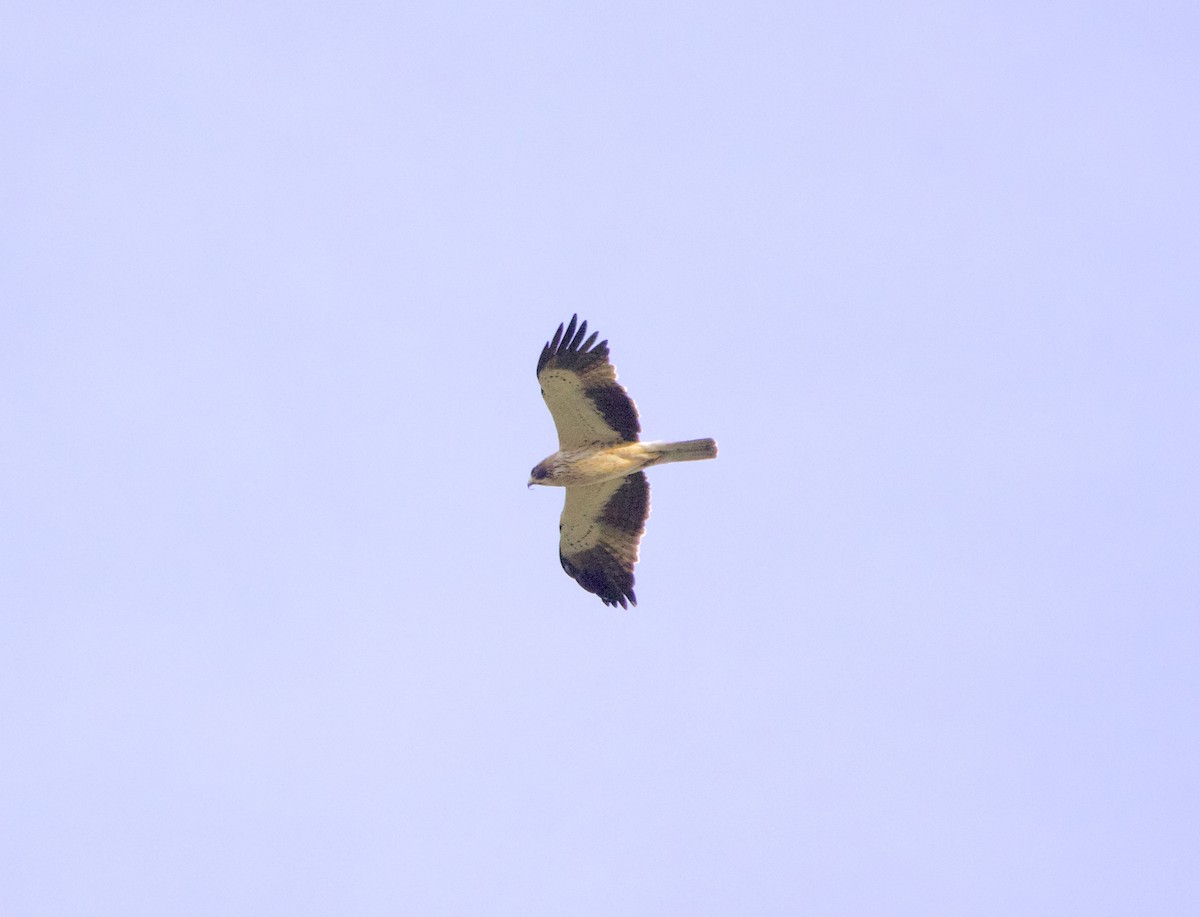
528, 461, 555, 488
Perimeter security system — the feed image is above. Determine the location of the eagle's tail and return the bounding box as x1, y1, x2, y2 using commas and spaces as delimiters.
649, 438, 719, 464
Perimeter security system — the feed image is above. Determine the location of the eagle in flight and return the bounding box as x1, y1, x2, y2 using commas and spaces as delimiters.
529, 315, 717, 608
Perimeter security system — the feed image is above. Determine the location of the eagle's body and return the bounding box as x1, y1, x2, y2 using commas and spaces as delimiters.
529, 315, 717, 608
531, 440, 713, 488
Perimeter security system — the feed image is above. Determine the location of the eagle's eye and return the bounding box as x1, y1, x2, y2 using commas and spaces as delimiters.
531, 466, 548, 479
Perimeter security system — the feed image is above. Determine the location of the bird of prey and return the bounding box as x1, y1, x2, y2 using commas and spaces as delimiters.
529, 315, 717, 608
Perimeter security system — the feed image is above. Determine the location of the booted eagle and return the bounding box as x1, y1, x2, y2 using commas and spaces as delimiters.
529, 315, 717, 608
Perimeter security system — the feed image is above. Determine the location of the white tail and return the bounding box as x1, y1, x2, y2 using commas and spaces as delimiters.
652, 438, 718, 463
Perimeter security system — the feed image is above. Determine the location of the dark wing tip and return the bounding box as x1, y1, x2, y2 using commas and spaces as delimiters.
560, 548, 637, 610
610, 590, 637, 609
536, 315, 607, 377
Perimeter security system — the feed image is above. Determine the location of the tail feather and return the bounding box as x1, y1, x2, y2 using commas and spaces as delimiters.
654, 438, 718, 463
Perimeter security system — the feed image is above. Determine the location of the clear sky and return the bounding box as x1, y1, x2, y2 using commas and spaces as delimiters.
2, 3, 1197, 914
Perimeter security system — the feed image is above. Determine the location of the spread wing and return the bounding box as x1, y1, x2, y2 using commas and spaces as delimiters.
558, 471, 649, 609
537, 315, 640, 449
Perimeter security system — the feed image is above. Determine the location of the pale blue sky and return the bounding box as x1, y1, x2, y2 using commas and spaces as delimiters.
2, 3, 1198, 914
